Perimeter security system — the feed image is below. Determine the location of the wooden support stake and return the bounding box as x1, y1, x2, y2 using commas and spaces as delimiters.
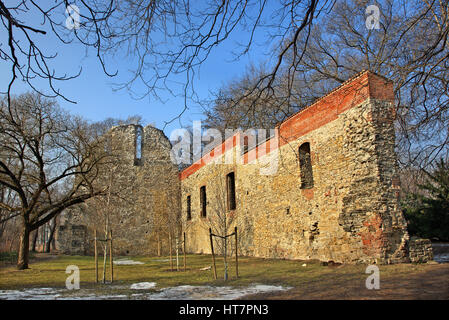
169, 232, 173, 271
42, 224, 45, 253
94, 229, 98, 283
102, 234, 107, 284
109, 230, 113, 283
157, 233, 161, 256
183, 232, 186, 272
176, 235, 179, 271
235, 227, 239, 278
209, 228, 217, 280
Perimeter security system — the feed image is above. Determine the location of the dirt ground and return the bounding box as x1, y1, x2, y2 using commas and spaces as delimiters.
1, 253, 448, 300
240, 263, 449, 300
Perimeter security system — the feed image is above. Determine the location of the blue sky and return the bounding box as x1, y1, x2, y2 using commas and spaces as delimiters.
0, 4, 271, 137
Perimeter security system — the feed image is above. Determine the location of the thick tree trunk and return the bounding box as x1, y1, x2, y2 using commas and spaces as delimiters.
17, 226, 30, 270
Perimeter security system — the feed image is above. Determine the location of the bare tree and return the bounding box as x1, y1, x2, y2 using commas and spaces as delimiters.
45, 217, 57, 253
203, 167, 239, 281
0, 1, 115, 105
203, 0, 449, 170
202, 63, 306, 133
0, 218, 20, 253
0, 93, 107, 269
87, 171, 118, 283
1, 1, 328, 125
296, 0, 449, 169
0, 185, 19, 251
83, 124, 140, 280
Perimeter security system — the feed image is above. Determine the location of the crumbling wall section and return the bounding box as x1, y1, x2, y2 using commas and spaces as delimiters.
408, 237, 433, 263
56, 205, 88, 255
57, 124, 181, 256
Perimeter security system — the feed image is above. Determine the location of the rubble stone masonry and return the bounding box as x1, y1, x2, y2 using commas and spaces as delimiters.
180, 71, 433, 264
57, 125, 180, 255
57, 70, 433, 263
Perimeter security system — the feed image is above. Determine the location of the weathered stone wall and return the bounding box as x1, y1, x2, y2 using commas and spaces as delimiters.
56, 206, 88, 255
408, 237, 433, 263
57, 125, 180, 256
56, 71, 433, 263
56, 225, 87, 255
180, 71, 432, 264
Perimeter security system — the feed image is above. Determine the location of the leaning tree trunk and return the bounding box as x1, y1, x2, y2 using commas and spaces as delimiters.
31, 228, 39, 252
45, 218, 57, 253
17, 224, 31, 270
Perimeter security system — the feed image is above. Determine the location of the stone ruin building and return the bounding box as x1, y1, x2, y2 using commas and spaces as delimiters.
56, 124, 180, 256
57, 70, 433, 264
180, 70, 433, 264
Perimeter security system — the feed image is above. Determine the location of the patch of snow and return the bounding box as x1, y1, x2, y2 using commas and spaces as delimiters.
432, 243, 449, 263
152, 258, 176, 262
130, 282, 157, 290
92, 295, 128, 300
0, 287, 63, 300
147, 284, 292, 300
434, 253, 449, 263
113, 259, 144, 265
199, 266, 211, 271
0, 283, 291, 300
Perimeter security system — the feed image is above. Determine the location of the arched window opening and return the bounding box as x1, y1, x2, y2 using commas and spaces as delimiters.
226, 172, 236, 210
299, 142, 314, 189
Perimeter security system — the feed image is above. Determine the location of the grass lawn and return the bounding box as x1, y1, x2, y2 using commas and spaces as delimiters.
0, 253, 448, 299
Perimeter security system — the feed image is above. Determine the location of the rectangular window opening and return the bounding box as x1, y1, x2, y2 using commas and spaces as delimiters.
134, 126, 143, 166
226, 172, 236, 210
299, 142, 314, 189
186, 195, 191, 221
200, 186, 207, 217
